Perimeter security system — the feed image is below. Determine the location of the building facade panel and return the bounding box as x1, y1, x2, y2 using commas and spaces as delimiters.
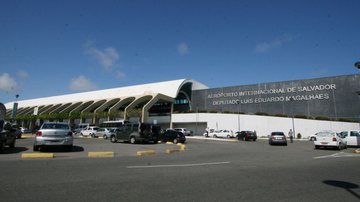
192, 74, 360, 119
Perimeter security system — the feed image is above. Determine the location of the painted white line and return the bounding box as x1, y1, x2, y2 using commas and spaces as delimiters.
127, 161, 230, 169
314, 152, 360, 159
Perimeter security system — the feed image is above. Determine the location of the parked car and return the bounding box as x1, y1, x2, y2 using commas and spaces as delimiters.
80, 126, 99, 137
0, 122, 17, 153
161, 130, 186, 144
33, 122, 73, 151
20, 126, 31, 134
174, 128, 193, 136
339, 131, 360, 147
314, 131, 346, 150
11, 124, 22, 139
209, 130, 235, 138
95, 128, 116, 139
203, 128, 215, 137
236, 131, 257, 141
74, 123, 90, 134
308, 133, 317, 141
269, 132, 287, 146
110, 123, 161, 144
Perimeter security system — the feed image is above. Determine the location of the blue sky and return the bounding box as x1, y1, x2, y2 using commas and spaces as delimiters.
1, 0, 360, 104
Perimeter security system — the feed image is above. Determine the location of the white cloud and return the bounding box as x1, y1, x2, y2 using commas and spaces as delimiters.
17, 70, 29, 79
0, 73, 19, 92
69, 75, 98, 92
177, 42, 190, 55
255, 35, 293, 53
115, 71, 126, 80
85, 42, 120, 71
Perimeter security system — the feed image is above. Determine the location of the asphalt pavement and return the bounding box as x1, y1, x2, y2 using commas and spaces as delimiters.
0, 136, 359, 202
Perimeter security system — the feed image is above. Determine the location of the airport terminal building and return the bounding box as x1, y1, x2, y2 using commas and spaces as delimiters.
4, 74, 360, 136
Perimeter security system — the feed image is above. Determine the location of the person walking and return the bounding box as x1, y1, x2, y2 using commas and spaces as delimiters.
288, 129, 294, 143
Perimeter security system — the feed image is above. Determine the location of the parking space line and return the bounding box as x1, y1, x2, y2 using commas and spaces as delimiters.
314, 152, 360, 159
127, 161, 230, 169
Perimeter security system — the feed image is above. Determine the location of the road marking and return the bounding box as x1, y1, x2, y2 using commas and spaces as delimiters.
127, 161, 230, 169
21, 153, 54, 159
88, 152, 114, 158
314, 152, 360, 159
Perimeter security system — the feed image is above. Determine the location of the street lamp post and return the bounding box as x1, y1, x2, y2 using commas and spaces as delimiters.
355, 61, 360, 128
236, 100, 241, 132
290, 98, 296, 141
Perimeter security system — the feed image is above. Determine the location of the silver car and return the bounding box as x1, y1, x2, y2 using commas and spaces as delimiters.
269, 132, 287, 146
95, 128, 116, 139
33, 122, 73, 151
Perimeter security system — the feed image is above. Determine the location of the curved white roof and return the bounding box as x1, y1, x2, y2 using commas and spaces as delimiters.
5, 79, 208, 109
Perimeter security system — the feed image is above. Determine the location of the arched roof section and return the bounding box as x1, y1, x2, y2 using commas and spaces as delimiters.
94, 98, 121, 113
59, 102, 82, 113
70, 101, 94, 114
109, 97, 135, 113
82, 100, 107, 113
4, 79, 208, 110
125, 95, 153, 120
38, 105, 54, 114
49, 103, 72, 114
40, 104, 62, 115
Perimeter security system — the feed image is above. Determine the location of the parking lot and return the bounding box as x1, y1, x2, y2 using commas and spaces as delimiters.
1, 135, 359, 202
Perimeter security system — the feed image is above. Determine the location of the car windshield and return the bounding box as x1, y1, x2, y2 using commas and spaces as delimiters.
42, 123, 69, 130
317, 132, 334, 137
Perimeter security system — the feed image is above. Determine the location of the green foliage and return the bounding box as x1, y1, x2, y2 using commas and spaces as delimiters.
315, 116, 330, 121
297, 133, 302, 139
274, 114, 288, 117
255, 112, 269, 116
69, 112, 81, 119
127, 108, 142, 118
294, 114, 308, 119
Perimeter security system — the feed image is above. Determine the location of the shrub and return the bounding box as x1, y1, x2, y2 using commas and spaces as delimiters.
297, 133, 302, 139
315, 116, 330, 121
274, 114, 288, 117
294, 114, 308, 119
255, 112, 269, 116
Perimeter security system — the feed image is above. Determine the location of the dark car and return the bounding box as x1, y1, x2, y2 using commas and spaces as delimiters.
110, 123, 161, 144
269, 132, 287, 146
0, 122, 17, 152
236, 131, 257, 141
161, 129, 186, 144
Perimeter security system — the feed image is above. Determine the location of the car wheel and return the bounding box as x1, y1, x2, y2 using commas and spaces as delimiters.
91, 134, 94, 138
80, 133, 84, 136
9, 139, 15, 148
213, 134, 217, 138
33, 145, 39, 151
227, 135, 231, 138
173, 138, 179, 144
0, 141, 5, 152
103, 135, 107, 139
110, 135, 117, 143
130, 136, 136, 144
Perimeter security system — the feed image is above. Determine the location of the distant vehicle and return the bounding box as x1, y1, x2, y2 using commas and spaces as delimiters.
80, 126, 99, 137
161, 130, 186, 144
269, 132, 287, 146
0, 122, 17, 153
20, 126, 31, 134
74, 123, 91, 134
33, 122, 73, 151
100, 120, 130, 129
236, 131, 257, 141
308, 133, 317, 141
314, 131, 346, 150
95, 128, 116, 139
174, 128, 193, 136
110, 123, 161, 144
339, 131, 360, 147
209, 130, 235, 138
203, 128, 215, 137
11, 124, 22, 139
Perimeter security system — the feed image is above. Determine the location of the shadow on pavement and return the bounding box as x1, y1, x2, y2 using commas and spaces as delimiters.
0, 147, 28, 154
39, 145, 84, 153
323, 180, 360, 199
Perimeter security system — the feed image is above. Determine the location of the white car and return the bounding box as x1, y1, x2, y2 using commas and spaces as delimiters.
339, 131, 360, 147
174, 128, 193, 136
209, 130, 234, 138
314, 131, 347, 150
80, 126, 99, 137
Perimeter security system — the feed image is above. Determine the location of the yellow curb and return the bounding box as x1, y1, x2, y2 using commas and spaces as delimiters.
354, 149, 360, 154
166, 142, 174, 144
166, 148, 180, 154
88, 152, 114, 158
177, 143, 186, 150
21, 153, 54, 159
137, 150, 156, 156
21, 135, 34, 139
